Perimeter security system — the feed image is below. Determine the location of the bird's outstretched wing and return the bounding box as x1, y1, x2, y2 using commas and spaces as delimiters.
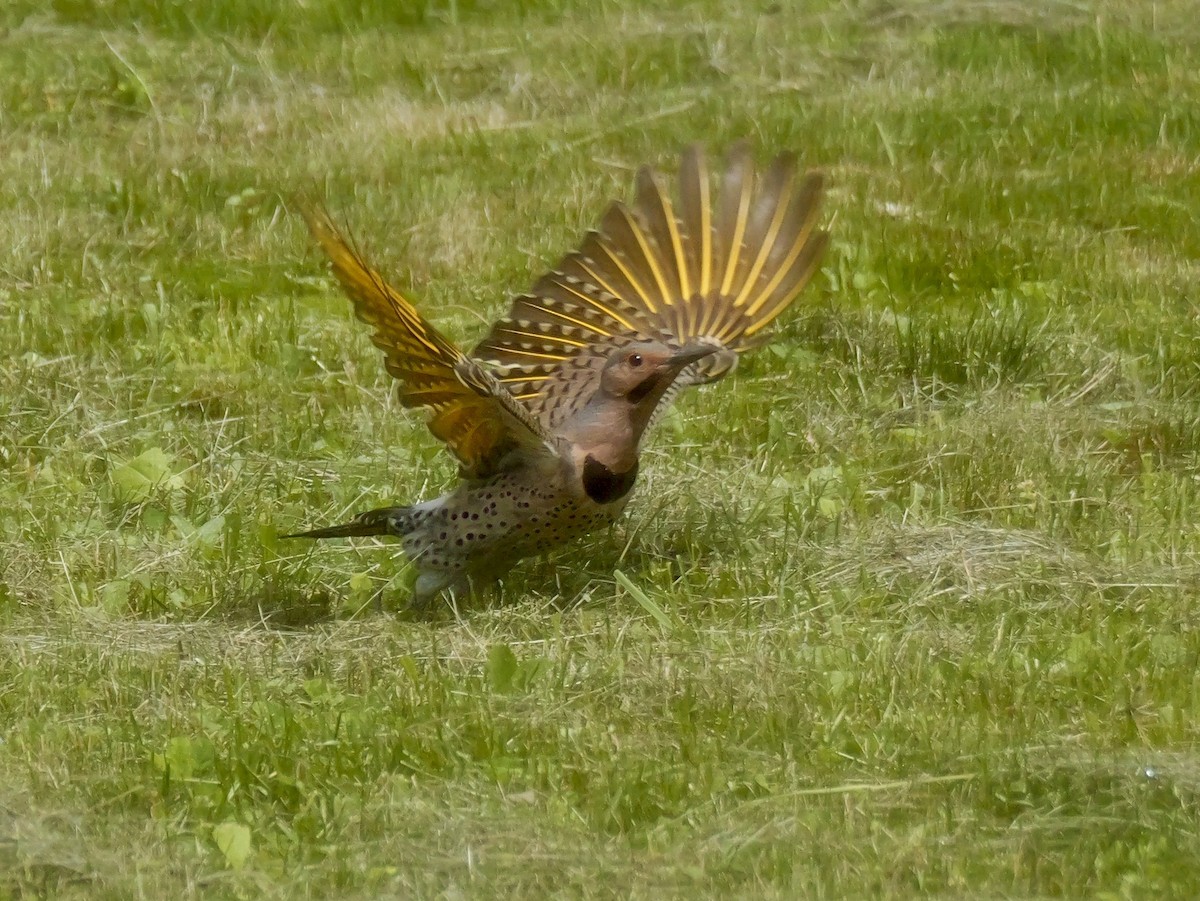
471, 143, 829, 430
302, 207, 554, 478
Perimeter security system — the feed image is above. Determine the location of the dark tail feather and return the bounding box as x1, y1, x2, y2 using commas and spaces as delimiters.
281, 506, 405, 540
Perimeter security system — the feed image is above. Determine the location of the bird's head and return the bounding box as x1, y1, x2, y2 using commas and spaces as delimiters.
567, 340, 720, 502
599, 341, 718, 404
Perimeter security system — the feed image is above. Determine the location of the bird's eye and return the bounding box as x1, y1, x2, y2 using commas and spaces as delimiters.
629, 353, 644, 368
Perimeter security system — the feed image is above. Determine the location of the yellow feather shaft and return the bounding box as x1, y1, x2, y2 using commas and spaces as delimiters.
718, 170, 753, 297
617, 206, 671, 313
596, 238, 657, 315
732, 169, 794, 309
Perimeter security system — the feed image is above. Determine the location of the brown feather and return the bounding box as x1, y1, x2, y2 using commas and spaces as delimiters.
472, 143, 829, 430
301, 206, 551, 477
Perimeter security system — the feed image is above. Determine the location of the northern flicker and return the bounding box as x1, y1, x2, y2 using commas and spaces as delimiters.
285, 144, 829, 609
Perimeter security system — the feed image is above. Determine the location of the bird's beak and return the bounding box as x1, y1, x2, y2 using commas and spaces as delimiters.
669, 343, 720, 368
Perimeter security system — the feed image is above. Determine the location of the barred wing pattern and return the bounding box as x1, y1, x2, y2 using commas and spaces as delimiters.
303, 208, 553, 478
472, 143, 829, 430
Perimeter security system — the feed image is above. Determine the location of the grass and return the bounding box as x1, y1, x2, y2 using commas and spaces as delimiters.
3, 0, 1200, 896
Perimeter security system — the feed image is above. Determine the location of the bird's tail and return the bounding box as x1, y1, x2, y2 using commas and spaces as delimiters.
281, 506, 412, 540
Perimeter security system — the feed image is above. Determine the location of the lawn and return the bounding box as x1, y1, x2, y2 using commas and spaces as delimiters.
3, 0, 1200, 896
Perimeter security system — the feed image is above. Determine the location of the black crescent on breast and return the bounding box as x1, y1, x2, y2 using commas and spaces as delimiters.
582, 455, 639, 504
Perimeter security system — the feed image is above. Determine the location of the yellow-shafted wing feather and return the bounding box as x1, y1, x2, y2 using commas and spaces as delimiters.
302, 207, 553, 477
472, 143, 829, 430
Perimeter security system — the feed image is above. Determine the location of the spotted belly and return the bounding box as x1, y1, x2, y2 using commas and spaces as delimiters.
399, 472, 629, 585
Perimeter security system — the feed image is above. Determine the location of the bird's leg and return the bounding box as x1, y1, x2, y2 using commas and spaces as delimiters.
465, 573, 505, 609
408, 571, 452, 614
444, 575, 474, 622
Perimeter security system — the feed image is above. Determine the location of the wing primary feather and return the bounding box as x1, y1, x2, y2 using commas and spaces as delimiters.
716, 142, 754, 299
302, 204, 553, 477
732, 154, 796, 309
757, 173, 824, 279
635, 166, 688, 301
742, 188, 826, 319
543, 276, 640, 332
616, 202, 673, 311
596, 205, 662, 313
743, 230, 830, 335
490, 327, 591, 349
509, 294, 617, 338
305, 209, 454, 363
574, 252, 644, 319
487, 346, 572, 362
679, 145, 712, 299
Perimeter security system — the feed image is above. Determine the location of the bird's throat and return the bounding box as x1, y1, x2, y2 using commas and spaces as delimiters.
627, 374, 660, 405
582, 455, 639, 504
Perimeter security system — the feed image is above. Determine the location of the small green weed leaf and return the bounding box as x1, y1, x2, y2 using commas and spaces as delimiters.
804, 464, 844, 493
110, 448, 184, 504
258, 520, 279, 555
768, 343, 821, 367
367, 866, 400, 885
349, 571, 373, 595
99, 579, 131, 613
170, 514, 225, 548
142, 505, 168, 531
817, 497, 843, 518
804, 465, 846, 517
170, 515, 196, 537
159, 735, 215, 779
303, 677, 330, 700
213, 820, 252, 870
908, 482, 927, 513
140, 301, 159, 335
767, 408, 792, 445
657, 404, 687, 439
195, 514, 226, 548
826, 670, 853, 698
486, 643, 518, 692
852, 270, 881, 292
162, 737, 196, 778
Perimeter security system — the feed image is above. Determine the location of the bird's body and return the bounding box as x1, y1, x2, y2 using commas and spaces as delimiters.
304, 459, 613, 598
377, 455, 630, 602
286, 144, 828, 609
293, 340, 712, 605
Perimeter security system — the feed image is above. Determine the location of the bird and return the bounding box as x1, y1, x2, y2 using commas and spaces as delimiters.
285, 143, 829, 610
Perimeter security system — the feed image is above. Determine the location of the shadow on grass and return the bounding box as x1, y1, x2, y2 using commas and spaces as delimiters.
219, 574, 337, 630
234, 528, 715, 626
